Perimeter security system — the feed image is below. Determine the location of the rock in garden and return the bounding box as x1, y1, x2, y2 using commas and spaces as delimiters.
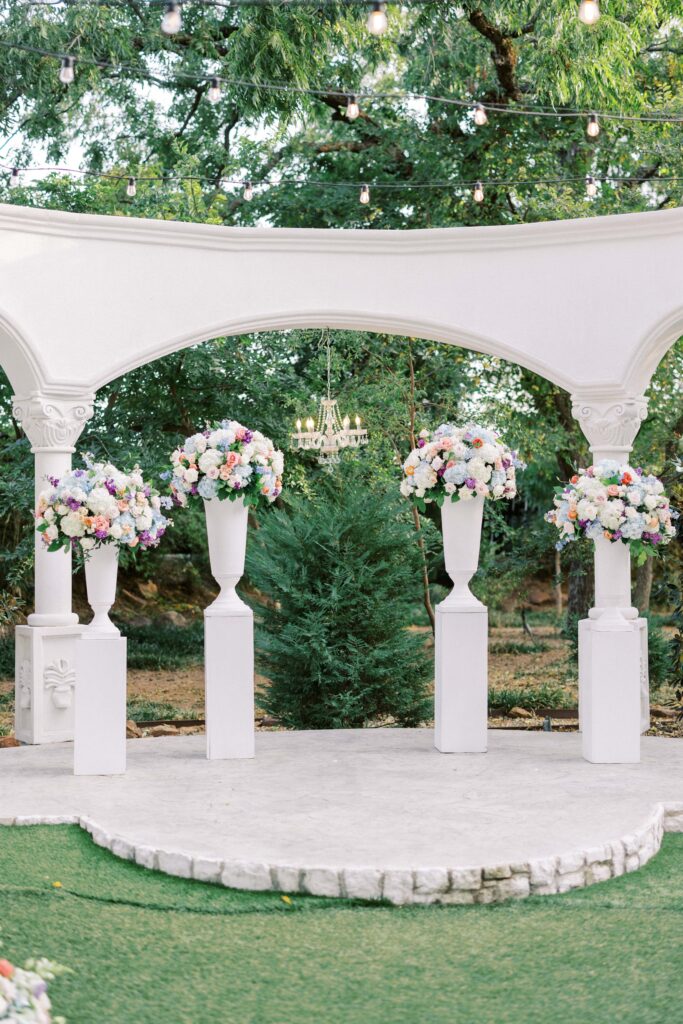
508, 706, 534, 720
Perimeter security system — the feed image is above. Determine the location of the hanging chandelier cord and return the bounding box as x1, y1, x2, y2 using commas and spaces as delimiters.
1, 38, 682, 126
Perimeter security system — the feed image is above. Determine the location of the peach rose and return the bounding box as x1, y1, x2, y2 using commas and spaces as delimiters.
225, 451, 240, 470
607, 484, 620, 497
219, 464, 232, 480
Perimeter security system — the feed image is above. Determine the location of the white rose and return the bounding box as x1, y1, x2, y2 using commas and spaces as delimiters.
61, 510, 85, 537
109, 523, 123, 540
459, 487, 473, 500
198, 449, 224, 474
400, 479, 413, 497
43, 507, 56, 524
191, 433, 208, 453
44, 524, 59, 542
272, 451, 284, 476
444, 482, 455, 494
56, 503, 69, 516
80, 537, 96, 550
644, 495, 658, 510
431, 456, 443, 471
492, 484, 505, 498
184, 468, 199, 484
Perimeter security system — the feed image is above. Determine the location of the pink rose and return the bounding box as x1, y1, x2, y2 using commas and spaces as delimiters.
206, 466, 220, 480
607, 485, 620, 497
225, 451, 240, 469
219, 464, 231, 480
92, 515, 109, 532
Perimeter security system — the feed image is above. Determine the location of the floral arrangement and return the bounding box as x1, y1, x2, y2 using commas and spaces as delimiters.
168, 420, 284, 508
545, 460, 677, 562
399, 423, 522, 509
0, 955, 67, 1023
35, 455, 172, 557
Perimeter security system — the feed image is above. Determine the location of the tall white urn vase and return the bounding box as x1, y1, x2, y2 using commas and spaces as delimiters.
441, 494, 486, 610
434, 493, 488, 754
203, 496, 254, 759
590, 535, 637, 629
84, 544, 121, 636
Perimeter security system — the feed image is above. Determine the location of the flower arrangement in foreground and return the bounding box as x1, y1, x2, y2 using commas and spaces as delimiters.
168, 419, 284, 508
0, 954, 68, 1023
36, 455, 172, 557
545, 460, 677, 562
399, 423, 523, 509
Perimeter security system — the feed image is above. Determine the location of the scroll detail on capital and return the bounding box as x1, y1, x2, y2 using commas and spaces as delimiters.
12, 393, 95, 452
571, 394, 648, 454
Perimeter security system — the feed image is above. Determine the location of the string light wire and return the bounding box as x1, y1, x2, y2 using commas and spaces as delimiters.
1, 38, 682, 127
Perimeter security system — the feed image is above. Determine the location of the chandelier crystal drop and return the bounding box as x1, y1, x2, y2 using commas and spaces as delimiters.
291, 330, 369, 467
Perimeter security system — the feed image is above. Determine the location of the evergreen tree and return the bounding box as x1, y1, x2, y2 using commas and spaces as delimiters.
246, 467, 432, 729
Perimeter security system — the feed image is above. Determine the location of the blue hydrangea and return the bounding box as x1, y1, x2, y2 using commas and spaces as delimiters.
197, 477, 219, 500
443, 462, 468, 486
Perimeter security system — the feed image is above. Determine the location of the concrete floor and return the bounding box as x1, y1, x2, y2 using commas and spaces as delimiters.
2, 730, 682, 875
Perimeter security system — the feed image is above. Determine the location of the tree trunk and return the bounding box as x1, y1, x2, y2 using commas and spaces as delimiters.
566, 546, 594, 622
633, 557, 654, 614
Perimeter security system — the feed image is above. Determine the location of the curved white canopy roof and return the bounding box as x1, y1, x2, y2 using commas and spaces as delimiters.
0, 202, 680, 400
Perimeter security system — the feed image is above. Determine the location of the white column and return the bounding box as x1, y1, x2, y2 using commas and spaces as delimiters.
571, 392, 648, 763
12, 391, 94, 743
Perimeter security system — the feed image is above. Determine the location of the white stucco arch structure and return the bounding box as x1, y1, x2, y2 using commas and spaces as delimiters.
0, 201, 680, 758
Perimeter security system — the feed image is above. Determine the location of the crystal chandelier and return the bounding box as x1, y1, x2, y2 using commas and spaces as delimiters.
291, 329, 369, 466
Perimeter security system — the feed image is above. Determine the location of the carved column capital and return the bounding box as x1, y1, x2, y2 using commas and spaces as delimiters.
571, 394, 648, 457
12, 392, 94, 453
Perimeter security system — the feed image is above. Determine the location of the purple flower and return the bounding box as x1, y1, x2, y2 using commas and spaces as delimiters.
502, 458, 511, 470
636, 467, 643, 476
243, 430, 253, 443
143, 485, 151, 497
417, 438, 426, 448
94, 529, 109, 539
190, 485, 199, 495
465, 478, 476, 489
48, 475, 60, 487
32, 981, 47, 998
612, 529, 623, 540
66, 497, 81, 511
73, 469, 85, 478
437, 467, 446, 477
233, 480, 242, 489
104, 478, 117, 496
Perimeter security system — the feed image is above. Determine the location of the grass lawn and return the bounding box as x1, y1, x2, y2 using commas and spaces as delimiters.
0, 827, 681, 1023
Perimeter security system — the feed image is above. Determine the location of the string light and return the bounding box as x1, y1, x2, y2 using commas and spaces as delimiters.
126, 176, 137, 197
208, 76, 221, 103
367, 2, 388, 36
243, 180, 254, 200
473, 103, 488, 126
161, 1, 182, 34
59, 56, 75, 84
9, 168, 20, 189
346, 95, 360, 120
578, 0, 601, 25
359, 183, 370, 204
585, 175, 597, 196
473, 180, 484, 203
1, 39, 682, 129
586, 113, 600, 138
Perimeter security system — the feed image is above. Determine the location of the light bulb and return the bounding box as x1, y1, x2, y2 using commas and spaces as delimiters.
473, 181, 484, 203
126, 176, 137, 197
306, 418, 314, 431
243, 181, 253, 201
578, 0, 600, 25
586, 113, 600, 138
208, 77, 221, 104
296, 419, 302, 431
586, 175, 597, 197
359, 184, 370, 205
343, 415, 350, 430
161, 1, 182, 35
367, 2, 388, 36
9, 168, 19, 189
355, 416, 361, 428
346, 95, 360, 121
59, 57, 75, 85
473, 103, 488, 127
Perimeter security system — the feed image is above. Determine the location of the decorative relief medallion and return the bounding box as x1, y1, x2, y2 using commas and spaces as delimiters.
44, 658, 76, 710
12, 393, 94, 452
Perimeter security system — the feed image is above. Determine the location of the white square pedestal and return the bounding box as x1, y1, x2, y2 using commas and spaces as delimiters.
434, 603, 488, 753
14, 624, 83, 744
205, 608, 254, 760
579, 617, 641, 764
74, 635, 127, 776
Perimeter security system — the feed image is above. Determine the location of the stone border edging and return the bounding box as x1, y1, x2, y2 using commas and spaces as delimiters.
2, 803, 682, 905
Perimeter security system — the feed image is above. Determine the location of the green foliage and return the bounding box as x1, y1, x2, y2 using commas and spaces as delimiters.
246, 469, 432, 728
126, 698, 201, 723
488, 684, 572, 713
123, 621, 204, 670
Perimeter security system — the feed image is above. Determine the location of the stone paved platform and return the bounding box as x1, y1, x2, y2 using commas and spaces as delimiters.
1, 729, 682, 904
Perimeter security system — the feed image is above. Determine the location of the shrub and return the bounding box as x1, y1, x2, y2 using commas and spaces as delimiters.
246, 471, 432, 729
